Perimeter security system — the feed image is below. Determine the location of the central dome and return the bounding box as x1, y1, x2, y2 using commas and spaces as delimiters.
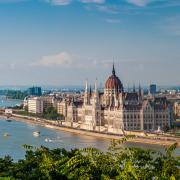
105, 64, 123, 92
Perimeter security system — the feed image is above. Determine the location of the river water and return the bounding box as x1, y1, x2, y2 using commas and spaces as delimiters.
0, 96, 22, 108
0, 97, 179, 161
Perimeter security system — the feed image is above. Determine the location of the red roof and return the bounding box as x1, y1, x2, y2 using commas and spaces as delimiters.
105, 64, 123, 91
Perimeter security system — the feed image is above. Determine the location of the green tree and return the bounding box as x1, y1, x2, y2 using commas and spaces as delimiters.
0, 138, 179, 179
43, 107, 59, 120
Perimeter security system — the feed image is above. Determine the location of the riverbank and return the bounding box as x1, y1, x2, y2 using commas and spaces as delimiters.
2, 114, 180, 147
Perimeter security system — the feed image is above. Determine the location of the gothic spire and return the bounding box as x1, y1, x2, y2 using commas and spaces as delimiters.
138, 84, 141, 94
84, 79, 89, 105
93, 78, 99, 106
133, 84, 136, 92
112, 63, 115, 76
94, 78, 98, 94
85, 79, 88, 93
89, 85, 92, 97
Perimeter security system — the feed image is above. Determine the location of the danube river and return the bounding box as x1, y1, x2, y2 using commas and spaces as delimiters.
0, 96, 22, 108
0, 97, 179, 161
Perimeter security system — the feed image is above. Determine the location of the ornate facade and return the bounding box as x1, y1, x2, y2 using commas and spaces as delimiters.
61, 65, 171, 133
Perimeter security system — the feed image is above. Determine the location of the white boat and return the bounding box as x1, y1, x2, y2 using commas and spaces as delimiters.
33, 131, 40, 137
4, 133, 10, 137
45, 137, 62, 143
45, 138, 53, 142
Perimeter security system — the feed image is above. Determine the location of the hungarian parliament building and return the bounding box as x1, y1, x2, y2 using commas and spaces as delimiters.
61, 65, 172, 133
27, 65, 172, 133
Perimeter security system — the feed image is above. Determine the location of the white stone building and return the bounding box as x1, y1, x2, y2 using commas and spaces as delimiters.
63, 65, 171, 133
28, 97, 44, 114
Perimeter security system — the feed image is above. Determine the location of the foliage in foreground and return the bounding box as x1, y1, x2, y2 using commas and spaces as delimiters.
0, 137, 179, 180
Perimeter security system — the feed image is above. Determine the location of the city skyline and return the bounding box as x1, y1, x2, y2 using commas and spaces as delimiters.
0, 0, 179, 86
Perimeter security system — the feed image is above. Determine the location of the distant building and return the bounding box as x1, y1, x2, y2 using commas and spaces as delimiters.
27, 95, 57, 113
150, 84, 156, 95
5, 109, 13, 115
57, 100, 67, 118
174, 101, 180, 119
28, 87, 42, 96
28, 97, 43, 114
40, 96, 57, 110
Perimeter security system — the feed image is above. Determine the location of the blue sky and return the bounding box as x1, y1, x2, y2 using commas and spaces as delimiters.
0, 0, 179, 87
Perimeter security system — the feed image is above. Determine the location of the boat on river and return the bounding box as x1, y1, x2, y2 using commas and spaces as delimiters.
3, 133, 10, 137
33, 131, 40, 137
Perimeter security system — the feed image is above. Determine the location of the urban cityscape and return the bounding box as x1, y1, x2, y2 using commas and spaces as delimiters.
0, 0, 179, 179
23, 65, 179, 134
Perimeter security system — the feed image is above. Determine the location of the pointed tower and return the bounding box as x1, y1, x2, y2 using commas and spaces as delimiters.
112, 63, 116, 76
133, 84, 136, 93
93, 78, 99, 105
92, 78, 101, 130
138, 84, 141, 95
138, 84, 143, 101
84, 79, 89, 105
89, 85, 92, 97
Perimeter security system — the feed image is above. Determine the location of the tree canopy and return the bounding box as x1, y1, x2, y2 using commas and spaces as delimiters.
0, 137, 179, 179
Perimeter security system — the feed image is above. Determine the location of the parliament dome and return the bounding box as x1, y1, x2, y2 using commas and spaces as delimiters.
105, 64, 123, 92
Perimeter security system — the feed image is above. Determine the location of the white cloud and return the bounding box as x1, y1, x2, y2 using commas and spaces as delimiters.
0, 0, 28, 3
32, 51, 98, 68
80, 0, 105, 4
45, 0, 72, 5
32, 52, 73, 67
127, 0, 149, 7
97, 5, 119, 14
45, 0, 105, 6
126, 0, 180, 8
32, 51, 127, 69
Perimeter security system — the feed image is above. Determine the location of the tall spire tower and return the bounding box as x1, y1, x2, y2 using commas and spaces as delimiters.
93, 78, 99, 105
112, 63, 115, 76
84, 79, 89, 105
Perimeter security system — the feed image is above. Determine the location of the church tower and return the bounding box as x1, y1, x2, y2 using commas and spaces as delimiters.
92, 79, 101, 129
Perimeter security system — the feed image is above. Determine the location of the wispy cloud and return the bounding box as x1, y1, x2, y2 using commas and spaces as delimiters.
126, 0, 180, 9
45, 0, 105, 6
0, 0, 28, 3
32, 52, 73, 67
96, 5, 119, 14
32, 51, 98, 68
105, 18, 121, 24
31, 51, 138, 69
45, 0, 72, 6
80, 0, 105, 4
126, 0, 149, 7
